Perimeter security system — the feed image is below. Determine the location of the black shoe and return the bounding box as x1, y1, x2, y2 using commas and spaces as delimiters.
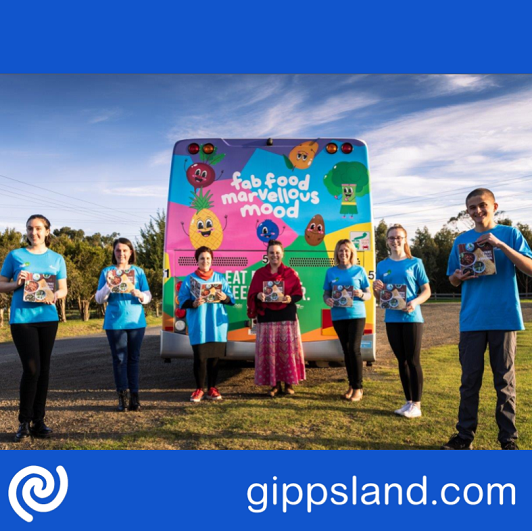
501, 440, 519, 450
14, 422, 31, 443
117, 390, 129, 412
129, 392, 141, 412
30, 420, 53, 439
441, 434, 473, 450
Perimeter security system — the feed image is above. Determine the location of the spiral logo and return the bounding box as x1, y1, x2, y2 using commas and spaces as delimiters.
8, 466, 68, 522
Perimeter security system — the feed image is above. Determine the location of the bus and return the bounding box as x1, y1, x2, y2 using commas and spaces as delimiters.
160, 138, 375, 362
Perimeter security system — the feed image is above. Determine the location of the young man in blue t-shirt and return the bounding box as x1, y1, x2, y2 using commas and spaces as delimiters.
442, 188, 532, 450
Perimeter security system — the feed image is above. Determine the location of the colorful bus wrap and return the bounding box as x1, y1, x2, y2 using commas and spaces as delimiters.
161, 139, 376, 362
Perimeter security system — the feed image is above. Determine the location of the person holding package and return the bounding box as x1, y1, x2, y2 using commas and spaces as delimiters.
441, 188, 532, 450
323, 239, 371, 402
96, 238, 152, 412
374, 224, 431, 418
0, 214, 67, 442
178, 246, 235, 402
247, 239, 305, 397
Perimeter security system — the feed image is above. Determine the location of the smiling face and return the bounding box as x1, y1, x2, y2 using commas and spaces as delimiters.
267, 244, 284, 268
337, 244, 352, 266
466, 193, 497, 228
197, 251, 212, 272
342, 184, 356, 201
26, 218, 50, 247
114, 243, 133, 266
387, 228, 406, 253
186, 162, 216, 189
257, 220, 280, 243
288, 141, 318, 169
305, 214, 325, 246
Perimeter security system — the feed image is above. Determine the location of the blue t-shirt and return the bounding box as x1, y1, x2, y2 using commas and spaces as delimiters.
447, 225, 532, 332
98, 265, 150, 330
323, 265, 370, 321
1, 248, 67, 324
178, 271, 235, 346
376, 257, 429, 323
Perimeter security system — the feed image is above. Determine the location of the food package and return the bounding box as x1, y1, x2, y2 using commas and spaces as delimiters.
458, 242, 496, 278
107, 268, 136, 293
263, 280, 285, 303
23, 273, 56, 303
380, 284, 407, 310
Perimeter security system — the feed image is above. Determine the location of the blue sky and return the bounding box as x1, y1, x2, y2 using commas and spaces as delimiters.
2, 74, 532, 242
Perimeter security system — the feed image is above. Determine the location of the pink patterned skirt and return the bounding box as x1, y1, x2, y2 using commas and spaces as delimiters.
254, 320, 306, 386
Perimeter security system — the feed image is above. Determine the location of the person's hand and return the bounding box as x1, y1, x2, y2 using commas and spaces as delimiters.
373, 280, 384, 292
283, 295, 292, 304
353, 289, 364, 299
215, 291, 227, 302
193, 298, 205, 308
16, 270, 29, 287
476, 232, 503, 249
325, 297, 334, 307
452, 268, 473, 283
257, 292, 266, 302
403, 300, 417, 313
131, 289, 143, 300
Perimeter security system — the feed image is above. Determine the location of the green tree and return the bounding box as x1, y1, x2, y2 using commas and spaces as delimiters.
374, 219, 388, 263
136, 211, 165, 314
410, 227, 439, 288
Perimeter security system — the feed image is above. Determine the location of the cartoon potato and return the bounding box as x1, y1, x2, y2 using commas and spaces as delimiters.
304, 214, 326, 246
288, 141, 318, 169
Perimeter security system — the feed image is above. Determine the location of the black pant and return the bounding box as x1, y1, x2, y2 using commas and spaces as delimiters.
333, 318, 365, 389
192, 354, 220, 389
11, 321, 59, 423
457, 330, 517, 443
386, 322, 424, 402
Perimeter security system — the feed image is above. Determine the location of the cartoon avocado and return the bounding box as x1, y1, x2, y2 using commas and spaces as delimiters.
305, 214, 325, 246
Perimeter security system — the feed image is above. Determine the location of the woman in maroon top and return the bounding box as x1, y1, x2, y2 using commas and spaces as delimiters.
247, 240, 305, 396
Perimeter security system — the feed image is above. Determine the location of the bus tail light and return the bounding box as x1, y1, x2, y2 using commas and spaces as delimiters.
202, 143, 215, 154
188, 143, 200, 154
341, 142, 353, 154
326, 142, 338, 154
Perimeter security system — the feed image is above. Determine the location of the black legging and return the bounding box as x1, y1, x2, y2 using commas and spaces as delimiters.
10, 321, 59, 423
193, 355, 220, 389
385, 322, 424, 402
332, 318, 365, 390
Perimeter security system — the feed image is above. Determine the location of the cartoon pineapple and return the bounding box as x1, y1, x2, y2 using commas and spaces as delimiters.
187, 189, 225, 250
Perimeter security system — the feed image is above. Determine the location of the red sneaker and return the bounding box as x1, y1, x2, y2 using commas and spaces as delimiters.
190, 389, 204, 402
207, 387, 222, 400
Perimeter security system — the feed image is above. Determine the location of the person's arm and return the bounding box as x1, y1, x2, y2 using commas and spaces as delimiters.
323, 289, 334, 307
131, 289, 152, 304
50, 278, 68, 305
0, 274, 22, 293
404, 283, 431, 313
477, 232, 532, 276
353, 287, 371, 301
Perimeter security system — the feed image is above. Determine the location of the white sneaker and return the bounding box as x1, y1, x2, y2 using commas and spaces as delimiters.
403, 403, 422, 419
394, 402, 412, 416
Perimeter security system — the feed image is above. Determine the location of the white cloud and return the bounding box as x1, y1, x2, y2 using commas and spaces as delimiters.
416, 74, 498, 96
101, 186, 167, 198
88, 108, 121, 124
366, 86, 532, 235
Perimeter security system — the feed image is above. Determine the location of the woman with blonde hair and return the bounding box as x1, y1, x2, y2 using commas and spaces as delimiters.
373, 224, 431, 419
323, 239, 371, 401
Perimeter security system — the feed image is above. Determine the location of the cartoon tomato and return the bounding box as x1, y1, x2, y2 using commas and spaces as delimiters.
186, 163, 216, 189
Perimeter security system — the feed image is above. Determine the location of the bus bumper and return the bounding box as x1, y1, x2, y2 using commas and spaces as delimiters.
160, 330, 376, 363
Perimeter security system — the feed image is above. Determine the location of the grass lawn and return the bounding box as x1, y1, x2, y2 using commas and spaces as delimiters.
62, 325, 532, 450
0, 314, 160, 343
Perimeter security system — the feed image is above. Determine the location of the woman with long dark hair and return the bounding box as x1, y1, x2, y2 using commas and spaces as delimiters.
0, 214, 68, 442
95, 237, 152, 412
